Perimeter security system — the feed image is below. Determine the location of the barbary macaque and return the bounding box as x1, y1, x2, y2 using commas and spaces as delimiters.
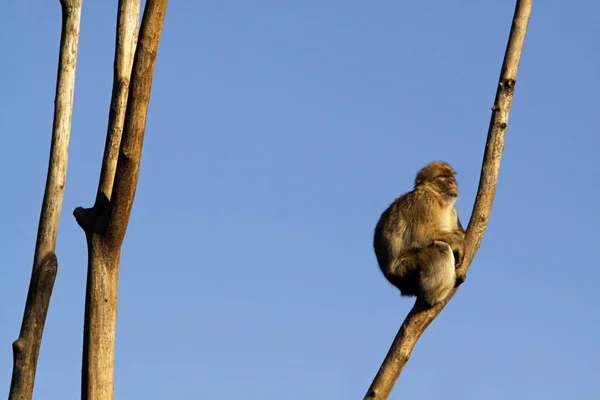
373, 161, 466, 307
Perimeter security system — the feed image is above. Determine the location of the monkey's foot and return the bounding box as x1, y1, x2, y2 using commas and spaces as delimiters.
431, 240, 451, 253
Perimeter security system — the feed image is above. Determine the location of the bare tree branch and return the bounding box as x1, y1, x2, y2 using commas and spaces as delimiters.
8, 1, 82, 399
74, 1, 168, 399
364, 1, 533, 399
97, 0, 140, 205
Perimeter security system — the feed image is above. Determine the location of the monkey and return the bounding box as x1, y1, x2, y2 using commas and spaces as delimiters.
373, 161, 466, 307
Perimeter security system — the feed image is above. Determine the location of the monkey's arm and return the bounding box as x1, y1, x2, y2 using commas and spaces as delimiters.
438, 208, 466, 266
432, 230, 465, 248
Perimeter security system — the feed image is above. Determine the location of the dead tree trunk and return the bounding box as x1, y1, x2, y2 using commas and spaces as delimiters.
364, 1, 533, 399
8, 1, 82, 399
73, 1, 168, 399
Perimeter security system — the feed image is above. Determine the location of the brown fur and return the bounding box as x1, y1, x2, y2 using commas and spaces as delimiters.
373, 161, 466, 307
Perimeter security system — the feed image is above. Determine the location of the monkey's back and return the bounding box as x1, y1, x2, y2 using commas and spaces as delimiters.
373, 193, 411, 273
373, 190, 441, 271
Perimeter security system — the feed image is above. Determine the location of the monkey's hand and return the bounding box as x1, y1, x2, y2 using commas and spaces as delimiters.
452, 230, 466, 267
433, 231, 465, 267
453, 248, 464, 268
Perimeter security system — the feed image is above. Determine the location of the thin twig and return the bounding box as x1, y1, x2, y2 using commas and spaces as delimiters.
8, 1, 82, 399
364, 1, 533, 398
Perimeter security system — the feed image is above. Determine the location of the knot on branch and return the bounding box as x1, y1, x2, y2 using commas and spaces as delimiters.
499, 78, 516, 93
39, 253, 58, 278
73, 193, 110, 235
11, 339, 24, 358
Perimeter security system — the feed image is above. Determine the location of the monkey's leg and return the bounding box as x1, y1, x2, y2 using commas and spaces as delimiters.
388, 257, 420, 298
418, 241, 456, 307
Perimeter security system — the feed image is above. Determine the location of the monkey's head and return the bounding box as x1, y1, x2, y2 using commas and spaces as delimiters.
415, 161, 459, 199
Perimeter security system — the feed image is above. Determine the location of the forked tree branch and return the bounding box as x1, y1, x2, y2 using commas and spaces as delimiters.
105, 0, 168, 247
74, 3, 139, 397
9, 1, 82, 399
74, 1, 168, 399
74, 0, 139, 234
364, 1, 533, 399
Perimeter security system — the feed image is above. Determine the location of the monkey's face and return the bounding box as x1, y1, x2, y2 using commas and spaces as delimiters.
415, 161, 459, 199
437, 176, 459, 198
422, 175, 459, 199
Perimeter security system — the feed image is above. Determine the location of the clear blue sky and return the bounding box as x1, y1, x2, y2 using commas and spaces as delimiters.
1, 1, 599, 399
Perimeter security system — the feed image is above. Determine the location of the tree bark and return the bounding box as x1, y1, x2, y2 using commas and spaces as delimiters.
364, 1, 533, 399
8, 1, 82, 399
73, 1, 168, 399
